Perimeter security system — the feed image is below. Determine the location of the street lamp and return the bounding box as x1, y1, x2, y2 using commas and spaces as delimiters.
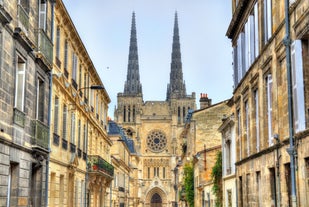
173, 166, 178, 207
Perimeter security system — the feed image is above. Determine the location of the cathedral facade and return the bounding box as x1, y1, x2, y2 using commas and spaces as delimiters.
114, 12, 196, 207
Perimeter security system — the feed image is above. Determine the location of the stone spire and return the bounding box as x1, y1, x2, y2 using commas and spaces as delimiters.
124, 12, 142, 95
166, 12, 186, 100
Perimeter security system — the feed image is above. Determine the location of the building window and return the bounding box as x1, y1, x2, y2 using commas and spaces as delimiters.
36, 77, 45, 122
128, 105, 131, 122
7, 163, 18, 207
266, 74, 273, 146
269, 168, 277, 206
83, 124, 87, 152
178, 106, 181, 123
148, 167, 150, 179
254, 2, 259, 57
38, 0, 47, 30
256, 171, 261, 207
163, 167, 166, 178
72, 52, 78, 83
225, 136, 231, 175
133, 105, 136, 122
78, 119, 81, 149
64, 40, 68, 73
79, 65, 82, 89
244, 100, 250, 156
71, 112, 76, 144
237, 108, 242, 160
15, 57, 26, 111
253, 89, 260, 152
59, 174, 64, 205
62, 104, 67, 140
263, 0, 272, 43
239, 176, 243, 207
31, 162, 42, 206
56, 27, 60, 59
54, 96, 59, 134
291, 40, 305, 133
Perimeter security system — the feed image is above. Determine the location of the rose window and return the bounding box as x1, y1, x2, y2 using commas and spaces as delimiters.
147, 130, 167, 152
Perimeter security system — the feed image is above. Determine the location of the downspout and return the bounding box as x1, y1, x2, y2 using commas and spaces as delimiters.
45, 1, 55, 206
283, 0, 297, 206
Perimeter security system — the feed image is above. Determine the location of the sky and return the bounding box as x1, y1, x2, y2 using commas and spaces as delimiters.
62, 0, 233, 119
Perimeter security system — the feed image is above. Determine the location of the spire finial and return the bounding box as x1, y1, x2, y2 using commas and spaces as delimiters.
123, 12, 143, 96
166, 12, 187, 100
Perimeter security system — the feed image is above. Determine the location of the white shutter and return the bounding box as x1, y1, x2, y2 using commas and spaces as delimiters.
291, 40, 305, 132
254, 2, 259, 57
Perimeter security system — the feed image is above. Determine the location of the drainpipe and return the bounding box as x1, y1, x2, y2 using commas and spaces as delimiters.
274, 134, 281, 207
45, 1, 55, 207
283, 0, 297, 206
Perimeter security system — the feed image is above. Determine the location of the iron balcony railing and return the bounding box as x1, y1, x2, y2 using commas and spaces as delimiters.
88, 155, 114, 177
17, 4, 29, 31
13, 108, 25, 128
31, 119, 49, 149
36, 29, 53, 65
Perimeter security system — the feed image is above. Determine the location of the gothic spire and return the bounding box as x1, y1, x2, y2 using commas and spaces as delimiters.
166, 12, 186, 100
124, 12, 142, 95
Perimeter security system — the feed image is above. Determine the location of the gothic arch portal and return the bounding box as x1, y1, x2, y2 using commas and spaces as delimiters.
145, 187, 167, 207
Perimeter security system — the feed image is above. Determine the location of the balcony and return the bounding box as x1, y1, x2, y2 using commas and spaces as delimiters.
53, 133, 60, 146
118, 186, 125, 192
62, 139, 68, 150
17, 4, 29, 31
88, 155, 114, 177
77, 148, 82, 158
36, 29, 53, 68
13, 108, 25, 128
83, 152, 87, 160
70, 142, 76, 153
31, 120, 49, 149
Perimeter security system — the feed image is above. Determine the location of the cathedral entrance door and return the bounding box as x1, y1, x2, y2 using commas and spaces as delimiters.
150, 193, 162, 207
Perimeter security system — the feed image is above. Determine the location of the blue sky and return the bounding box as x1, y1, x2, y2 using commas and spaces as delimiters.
62, 0, 233, 118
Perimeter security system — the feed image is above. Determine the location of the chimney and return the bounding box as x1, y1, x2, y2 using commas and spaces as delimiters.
199, 93, 212, 109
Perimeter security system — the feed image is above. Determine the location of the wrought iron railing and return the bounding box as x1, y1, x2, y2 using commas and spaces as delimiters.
36, 29, 53, 65
31, 119, 49, 149
70, 142, 76, 153
77, 148, 82, 158
83, 152, 87, 160
13, 108, 25, 127
17, 4, 29, 31
53, 133, 60, 146
88, 155, 114, 177
62, 139, 68, 150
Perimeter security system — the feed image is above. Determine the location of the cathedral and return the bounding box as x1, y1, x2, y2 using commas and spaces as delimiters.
114, 12, 196, 207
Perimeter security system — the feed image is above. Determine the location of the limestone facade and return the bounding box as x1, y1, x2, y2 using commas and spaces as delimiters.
48, 0, 112, 206
227, 0, 309, 206
180, 100, 230, 207
0, 0, 54, 206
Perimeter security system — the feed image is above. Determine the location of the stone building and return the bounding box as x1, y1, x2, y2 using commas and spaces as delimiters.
179, 98, 230, 207
48, 0, 113, 206
218, 101, 236, 207
226, 0, 309, 206
114, 12, 196, 207
108, 120, 138, 207
0, 0, 54, 206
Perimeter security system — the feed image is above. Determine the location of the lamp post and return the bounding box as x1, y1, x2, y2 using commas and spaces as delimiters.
173, 166, 178, 207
